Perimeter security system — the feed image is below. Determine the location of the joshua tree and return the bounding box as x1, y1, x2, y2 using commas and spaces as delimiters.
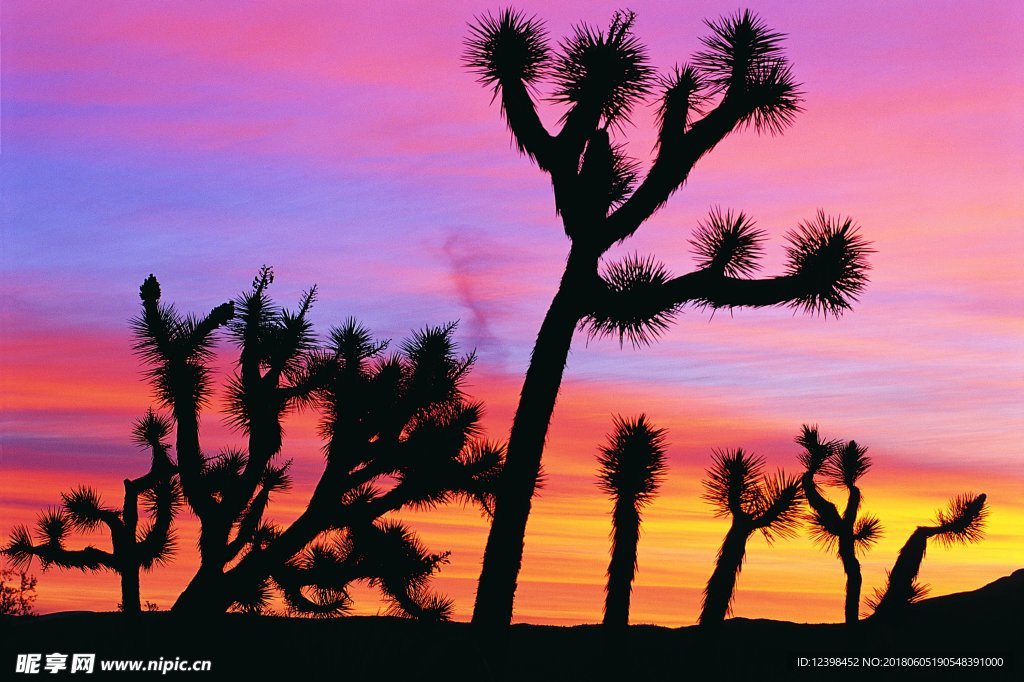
464, 8, 871, 625
133, 270, 503, 615
699, 449, 802, 624
596, 414, 667, 627
4, 410, 182, 614
869, 493, 988, 619
797, 426, 882, 624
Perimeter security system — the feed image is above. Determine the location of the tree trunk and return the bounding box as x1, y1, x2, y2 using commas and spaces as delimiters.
603, 502, 640, 627
700, 523, 750, 625
119, 479, 141, 615
472, 253, 594, 627
173, 488, 342, 615
874, 527, 931, 618
838, 535, 861, 624
171, 566, 235, 615
120, 566, 141, 615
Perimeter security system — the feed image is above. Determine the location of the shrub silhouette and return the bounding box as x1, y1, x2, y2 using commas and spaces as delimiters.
797, 426, 882, 624
869, 493, 988, 619
1, 559, 39, 616
596, 415, 667, 627
699, 449, 802, 625
4, 410, 182, 614
464, 8, 871, 626
133, 269, 503, 616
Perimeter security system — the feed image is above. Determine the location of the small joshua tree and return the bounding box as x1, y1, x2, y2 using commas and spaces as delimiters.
700, 449, 803, 625
596, 415, 667, 627
133, 269, 504, 616
464, 8, 871, 626
798, 426, 882, 624
869, 493, 988, 619
4, 410, 181, 614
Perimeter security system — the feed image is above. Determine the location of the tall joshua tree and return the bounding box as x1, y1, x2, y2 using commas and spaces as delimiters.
135, 270, 503, 615
869, 493, 988, 619
596, 414, 667, 627
700, 449, 803, 625
798, 426, 882, 624
4, 409, 182, 614
465, 9, 871, 625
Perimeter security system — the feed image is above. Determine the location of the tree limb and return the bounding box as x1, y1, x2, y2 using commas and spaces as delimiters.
602, 96, 745, 247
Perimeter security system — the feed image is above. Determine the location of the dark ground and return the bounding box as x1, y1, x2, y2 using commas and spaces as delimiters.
4, 570, 1020, 680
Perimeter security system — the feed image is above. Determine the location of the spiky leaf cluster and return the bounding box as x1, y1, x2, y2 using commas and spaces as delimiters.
280, 522, 454, 620
702, 448, 764, 518
692, 9, 802, 134
553, 10, 654, 127
807, 509, 881, 555
785, 213, 872, 317
229, 577, 275, 615
795, 425, 839, 473
656, 64, 709, 138
853, 514, 883, 550
933, 493, 988, 547
750, 471, 804, 543
61, 487, 114, 532
585, 254, 679, 348
131, 275, 234, 409
464, 9, 550, 89
822, 440, 871, 488
690, 207, 766, 277
131, 408, 173, 452
702, 449, 802, 542
866, 574, 930, 614
597, 414, 668, 509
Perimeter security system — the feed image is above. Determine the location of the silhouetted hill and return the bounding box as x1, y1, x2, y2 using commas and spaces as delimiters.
901, 568, 1023, 626
3, 571, 1019, 680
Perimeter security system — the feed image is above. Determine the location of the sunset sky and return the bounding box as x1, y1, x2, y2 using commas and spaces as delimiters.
2, 1, 1021, 626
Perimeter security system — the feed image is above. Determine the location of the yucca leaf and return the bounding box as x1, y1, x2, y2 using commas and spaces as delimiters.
785, 212, 872, 317
596, 414, 668, 509
853, 514, 883, 553
823, 440, 871, 488
701, 448, 765, 519
552, 10, 654, 128
656, 64, 709, 142
934, 493, 988, 546
61, 487, 117, 531
690, 207, 766, 277
464, 9, 550, 89
584, 254, 679, 348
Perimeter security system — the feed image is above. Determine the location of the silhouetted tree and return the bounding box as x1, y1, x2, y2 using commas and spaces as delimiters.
700, 449, 802, 624
797, 426, 882, 624
133, 270, 503, 616
0, 560, 38, 616
596, 414, 667, 627
464, 8, 871, 625
869, 493, 987, 619
4, 410, 181, 614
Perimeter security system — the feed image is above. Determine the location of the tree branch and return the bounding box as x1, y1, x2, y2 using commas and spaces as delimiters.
500, 78, 557, 170
602, 96, 745, 247
26, 544, 116, 572
802, 471, 843, 533
586, 268, 812, 343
